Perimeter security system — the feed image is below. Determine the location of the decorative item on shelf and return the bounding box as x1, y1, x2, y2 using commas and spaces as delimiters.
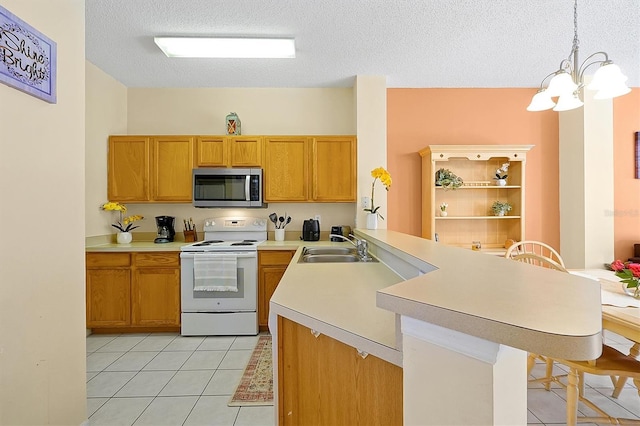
494, 162, 510, 186
472, 241, 482, 251
439, 202, 448, 217
364, 167, 392, 229
226, 111, 241, 135
609, 260, 640, 299
435, 168, 463, 190
269, 212, 291, 241
491, 201, 512, 216
100, 201, 144, 244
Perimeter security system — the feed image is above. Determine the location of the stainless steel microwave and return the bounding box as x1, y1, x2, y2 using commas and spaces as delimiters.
193, 168, 265, 208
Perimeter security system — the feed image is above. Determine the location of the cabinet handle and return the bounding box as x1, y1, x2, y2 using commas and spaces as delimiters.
310, 329, 320, 338
356, 349, 369, 359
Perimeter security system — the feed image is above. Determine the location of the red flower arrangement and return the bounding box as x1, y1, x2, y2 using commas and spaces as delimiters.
609, 260, 640, 298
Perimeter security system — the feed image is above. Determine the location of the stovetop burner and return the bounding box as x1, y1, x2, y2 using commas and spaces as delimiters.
231, 241, 255, 246
192, 240, 224, 246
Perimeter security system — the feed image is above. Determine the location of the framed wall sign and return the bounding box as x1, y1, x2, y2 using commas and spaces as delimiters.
0, 5, 56, 103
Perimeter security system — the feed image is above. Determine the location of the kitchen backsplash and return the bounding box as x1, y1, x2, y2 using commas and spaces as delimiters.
92, 202, 357, 238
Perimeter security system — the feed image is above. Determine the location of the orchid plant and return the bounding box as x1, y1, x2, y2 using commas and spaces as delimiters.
100, 202, 144, 232
364, 167, 392, 220
494, 162, 510, 180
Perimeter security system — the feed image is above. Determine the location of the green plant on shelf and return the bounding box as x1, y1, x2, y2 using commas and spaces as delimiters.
435, 168, 463, 190
491, 201, 512, 216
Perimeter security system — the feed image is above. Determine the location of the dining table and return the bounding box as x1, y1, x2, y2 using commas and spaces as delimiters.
569, 269, 640, 398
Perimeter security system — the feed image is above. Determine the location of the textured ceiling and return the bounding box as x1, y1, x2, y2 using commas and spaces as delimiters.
85, 0, 640, 89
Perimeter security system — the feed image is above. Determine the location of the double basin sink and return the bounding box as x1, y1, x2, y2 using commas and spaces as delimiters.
298, 246, 378, 263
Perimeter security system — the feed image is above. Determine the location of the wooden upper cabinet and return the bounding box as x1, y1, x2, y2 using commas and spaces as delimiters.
264, 137, 309, 202
195, 136, 262, 167
196, 136, 227, 167
229, 136, 262, 167
108, 135, 194, 203
152, 136, 195, 201
108, 136, 150, 201
311, 136, 357, 202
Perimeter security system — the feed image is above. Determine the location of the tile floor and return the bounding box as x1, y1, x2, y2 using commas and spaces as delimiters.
86, 331, 639, 426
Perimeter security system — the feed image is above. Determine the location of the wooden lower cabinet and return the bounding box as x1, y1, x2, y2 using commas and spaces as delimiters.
258, 250, 295, 331
278, 316, 403, 426
86, 252, 181, 332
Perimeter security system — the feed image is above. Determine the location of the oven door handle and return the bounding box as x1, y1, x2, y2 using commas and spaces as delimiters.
181, 251, 257, 259
245, 176, 251, 201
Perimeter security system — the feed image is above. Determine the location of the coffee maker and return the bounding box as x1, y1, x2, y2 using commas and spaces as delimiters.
154, 216, 176, 243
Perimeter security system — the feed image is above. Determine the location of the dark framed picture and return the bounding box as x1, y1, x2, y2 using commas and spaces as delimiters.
636, 132, 640, 179
0, 5, 57, 103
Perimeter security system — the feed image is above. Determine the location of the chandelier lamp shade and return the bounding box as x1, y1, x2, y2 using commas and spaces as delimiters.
527, 0, 630, 112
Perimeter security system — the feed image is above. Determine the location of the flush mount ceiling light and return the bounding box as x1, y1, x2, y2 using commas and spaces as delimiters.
153, 37, 296, 58
527, 0, 630, 112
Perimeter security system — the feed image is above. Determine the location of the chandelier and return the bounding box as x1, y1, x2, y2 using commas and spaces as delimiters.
527, 0, 630, 112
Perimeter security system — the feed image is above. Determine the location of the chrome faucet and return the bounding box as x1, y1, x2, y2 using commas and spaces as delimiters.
329, 234, 373, 261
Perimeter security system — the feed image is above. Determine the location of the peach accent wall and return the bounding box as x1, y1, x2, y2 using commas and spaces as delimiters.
387, 89, 560, 248
388, 88, 640, 260
613, 91, 640, 260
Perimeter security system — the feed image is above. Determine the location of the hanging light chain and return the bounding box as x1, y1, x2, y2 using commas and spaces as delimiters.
572, 0, 579, 51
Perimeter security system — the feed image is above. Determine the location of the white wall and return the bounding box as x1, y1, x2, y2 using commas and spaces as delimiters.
85, 61, 128, 236
0, 0, 87, 423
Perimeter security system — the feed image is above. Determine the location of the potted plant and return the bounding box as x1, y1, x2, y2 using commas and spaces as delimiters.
491, 201, 512, 216
435, 168, 463, 190
363, 167, 392, 229
100, 201, 144, 243
493, 162, 510, 186
439, 202, 448, 217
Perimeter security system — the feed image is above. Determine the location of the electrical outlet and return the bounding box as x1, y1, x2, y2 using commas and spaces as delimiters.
314, 214, 321, 223
362, 196, 371, 209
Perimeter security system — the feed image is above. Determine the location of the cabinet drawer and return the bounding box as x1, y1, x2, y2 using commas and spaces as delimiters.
86, 252, 131, 268
259, 250, 295, 266
134, 252, 180, 267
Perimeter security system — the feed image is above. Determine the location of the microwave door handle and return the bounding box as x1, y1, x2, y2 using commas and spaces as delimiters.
245, 175, 250, 201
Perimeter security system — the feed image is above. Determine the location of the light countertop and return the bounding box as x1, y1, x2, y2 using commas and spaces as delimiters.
270, 229, 604, 365
85, 235, 342, 252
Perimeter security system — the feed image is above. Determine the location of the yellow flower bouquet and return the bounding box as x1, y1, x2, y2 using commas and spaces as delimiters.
364, 167, 392, 220
100, 202, 144, 232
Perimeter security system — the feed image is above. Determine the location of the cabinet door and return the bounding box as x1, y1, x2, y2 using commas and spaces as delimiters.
229, 136, 262, 167
86, 268, 131, 327
258, 250, 295, 328
259, 266, 287, 328
131, 267, 181, 326
152, 136, 195, 202
264, 137, 309, 201
311, 136, 357, 202
108, 136, 150, 201
278, 317, 402, 425
196, 136, 227, 167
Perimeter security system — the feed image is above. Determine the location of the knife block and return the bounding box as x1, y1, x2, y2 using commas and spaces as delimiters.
183, 229, 198, 242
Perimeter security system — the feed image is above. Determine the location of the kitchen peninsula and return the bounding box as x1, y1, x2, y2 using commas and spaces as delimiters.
269, 229, 603, 425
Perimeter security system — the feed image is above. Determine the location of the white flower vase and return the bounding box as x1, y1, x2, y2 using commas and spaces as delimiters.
366, 213, 378, 230
440, 210, 448, 217
495, 211, 505, 217
496, 179, 507, 186
117, 232, 132, 244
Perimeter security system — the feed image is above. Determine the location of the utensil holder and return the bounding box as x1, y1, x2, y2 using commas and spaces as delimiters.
184, 229, 198, 242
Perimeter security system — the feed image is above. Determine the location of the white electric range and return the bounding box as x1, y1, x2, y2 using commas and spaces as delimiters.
180, 217, 267, 336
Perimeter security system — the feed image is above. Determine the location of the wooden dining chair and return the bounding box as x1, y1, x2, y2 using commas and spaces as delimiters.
531, 347, 640, 425
505, 241, 568, 388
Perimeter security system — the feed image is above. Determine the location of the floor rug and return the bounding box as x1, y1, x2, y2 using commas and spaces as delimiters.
228, 334, 274, 406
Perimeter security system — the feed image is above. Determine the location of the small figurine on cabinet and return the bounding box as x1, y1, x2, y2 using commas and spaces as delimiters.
226, 112, 241, 135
